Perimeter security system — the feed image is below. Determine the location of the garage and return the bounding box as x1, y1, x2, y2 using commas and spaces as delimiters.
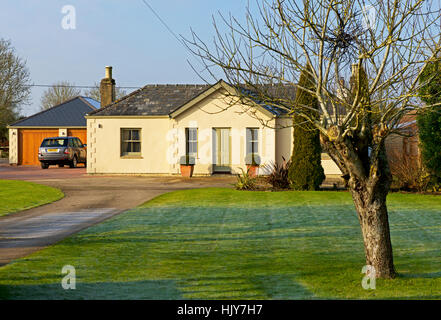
18, 129, 59, 165
8, 96, 99, 166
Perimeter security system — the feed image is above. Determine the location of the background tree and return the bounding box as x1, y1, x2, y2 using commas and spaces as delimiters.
0, 39, 31, 143
40, 81, 81, 110
83, 82, 127, 102
289, 64, 325, 190
417, 59, 441, 183
186, 0, 441, 278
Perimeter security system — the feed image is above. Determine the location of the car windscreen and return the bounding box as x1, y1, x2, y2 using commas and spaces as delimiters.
41, 138, 68, 147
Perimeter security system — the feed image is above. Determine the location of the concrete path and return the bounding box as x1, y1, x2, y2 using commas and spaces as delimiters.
0, 165, 236, 265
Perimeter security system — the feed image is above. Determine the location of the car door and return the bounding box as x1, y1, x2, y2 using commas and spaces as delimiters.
76, 138, 86, 162
68, 138, 76, 159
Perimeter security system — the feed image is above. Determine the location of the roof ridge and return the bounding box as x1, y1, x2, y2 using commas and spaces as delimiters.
78, 96, 99, 110
168, 80, 226, 115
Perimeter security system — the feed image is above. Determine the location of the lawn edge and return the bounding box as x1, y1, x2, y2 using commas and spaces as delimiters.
0, 180, 65, 218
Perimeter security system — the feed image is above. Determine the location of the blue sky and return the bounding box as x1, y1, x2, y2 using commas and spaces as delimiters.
0, 0, 248, 116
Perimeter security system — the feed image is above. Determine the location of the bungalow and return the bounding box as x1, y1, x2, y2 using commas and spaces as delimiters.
86, 67, 342, 177
8, 96, 100, 165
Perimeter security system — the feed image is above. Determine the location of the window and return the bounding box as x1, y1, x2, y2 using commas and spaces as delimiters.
41, 138, 67, 147
71, 138, 81, 147
75, 138, 83, 147
185, 128, 198, 157
121, 129, 141, 156
246, 128, 259, 155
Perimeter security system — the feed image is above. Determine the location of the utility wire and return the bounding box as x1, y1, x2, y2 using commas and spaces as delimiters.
140, 0, 186, 49
26, 84, 141, 89
26, 1, 192, 91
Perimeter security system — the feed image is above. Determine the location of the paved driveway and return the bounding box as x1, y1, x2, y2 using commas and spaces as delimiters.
0, 164, 236, 265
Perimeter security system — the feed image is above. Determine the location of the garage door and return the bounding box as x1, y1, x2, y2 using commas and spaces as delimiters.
18, 129, 59, 165
67, 129, 87, 145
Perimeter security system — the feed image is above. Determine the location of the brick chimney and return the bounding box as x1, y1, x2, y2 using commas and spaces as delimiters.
100, 66, 115, 108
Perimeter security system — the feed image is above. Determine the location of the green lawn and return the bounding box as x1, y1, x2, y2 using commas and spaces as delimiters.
0, 180, 64, 217
0, 188, 440, 299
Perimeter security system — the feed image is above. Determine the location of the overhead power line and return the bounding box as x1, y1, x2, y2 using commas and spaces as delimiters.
140, 0, 185, 49
26, 1, 192, 92
26, 84, 141, 89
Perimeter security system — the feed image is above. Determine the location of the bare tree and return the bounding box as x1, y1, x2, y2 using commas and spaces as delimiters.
186, 0, 441, 278
40, 81, 81, 110
0, 39, 31, 141
83, 82, 127, 103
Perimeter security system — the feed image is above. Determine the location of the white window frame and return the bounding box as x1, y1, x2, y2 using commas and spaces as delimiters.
246, 128, 259, 156
185, 127, 198, 158
121, 128, 141, 157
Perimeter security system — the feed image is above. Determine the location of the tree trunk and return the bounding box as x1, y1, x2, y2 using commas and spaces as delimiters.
346, 140, 396, 279
322, 134, 396, 279
350, 183, 396, 279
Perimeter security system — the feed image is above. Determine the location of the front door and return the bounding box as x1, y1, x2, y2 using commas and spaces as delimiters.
213, 128, 231, 173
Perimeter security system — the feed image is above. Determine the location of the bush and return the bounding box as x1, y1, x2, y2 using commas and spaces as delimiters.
234, 167, 257, 190
418, 58, 441, 185
264, 157, 291, 189
389, 150, 430, 192
417, 107, 441, 179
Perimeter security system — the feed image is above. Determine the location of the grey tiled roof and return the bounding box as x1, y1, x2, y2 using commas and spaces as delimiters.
88, 84, 212, 116
9, 96, 99, 127
88, 80, 296, 117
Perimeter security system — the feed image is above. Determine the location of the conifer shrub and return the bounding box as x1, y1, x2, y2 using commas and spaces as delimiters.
288, 64, 325, 190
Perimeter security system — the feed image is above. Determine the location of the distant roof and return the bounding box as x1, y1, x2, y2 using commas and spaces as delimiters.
82, 97, 101, 109
9, 96, 99, 127
237, 85, 295, 116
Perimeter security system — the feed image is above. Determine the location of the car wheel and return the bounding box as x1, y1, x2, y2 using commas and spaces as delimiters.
58, 164, 64, 168
41, 162, 49, 169
69, 156, 77, 168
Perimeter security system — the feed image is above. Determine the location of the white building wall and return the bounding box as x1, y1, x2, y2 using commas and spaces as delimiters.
8, 128, 18, 165
86, 88, 341, 177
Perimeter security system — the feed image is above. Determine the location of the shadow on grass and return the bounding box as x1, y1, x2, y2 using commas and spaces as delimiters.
177, 274, 314, 299
251, 274, 315, 299
398, 271, 441, 279
0, 279, 182, 300
1, 274, 315, 300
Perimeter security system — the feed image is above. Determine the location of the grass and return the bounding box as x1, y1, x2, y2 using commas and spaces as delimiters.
0, 179, 64, 217
0, 188, 440, 299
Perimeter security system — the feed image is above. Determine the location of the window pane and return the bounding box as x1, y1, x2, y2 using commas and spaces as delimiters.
122, 142, 129, 153
246, 129, 251, 154
186, 128, 197, 155
246, 128, 258, 154
122, 130, 130, 141
131, 130, 140, 141
189, 141, 197, 154
132, 142, 141, 153
252, 141, 258, 153
187, 128, 191, 140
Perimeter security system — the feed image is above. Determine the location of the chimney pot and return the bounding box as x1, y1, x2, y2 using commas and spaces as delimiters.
105, 66, 112, 80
